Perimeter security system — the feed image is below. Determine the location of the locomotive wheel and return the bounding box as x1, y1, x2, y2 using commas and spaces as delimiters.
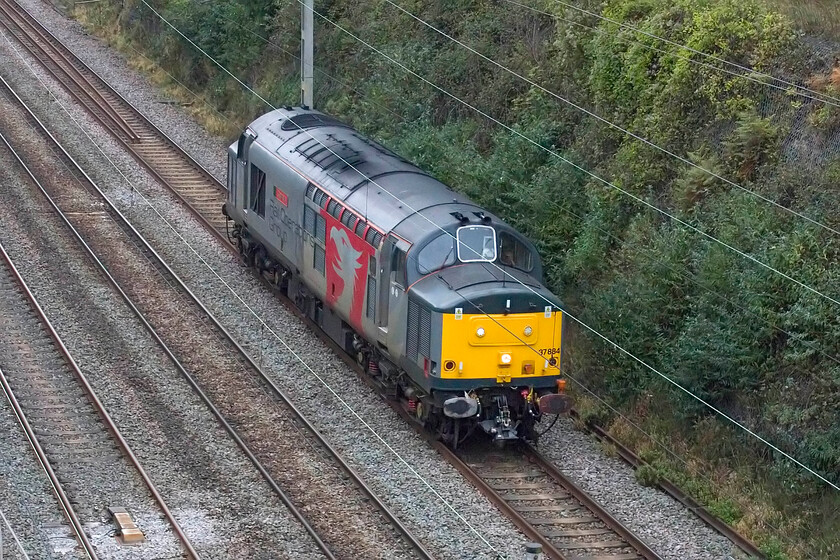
415, 400, 430, 426
236, 237, 247, 260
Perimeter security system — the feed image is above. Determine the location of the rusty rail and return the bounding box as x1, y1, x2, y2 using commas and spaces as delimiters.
0, 239, 201, 560
570, 410, 765, 558
0, 70, 432, 560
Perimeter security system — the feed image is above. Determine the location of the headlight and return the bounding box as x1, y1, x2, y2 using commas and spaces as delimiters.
476, 327, 486, 338
500, 352, 512, 365
524, 326, 533, 336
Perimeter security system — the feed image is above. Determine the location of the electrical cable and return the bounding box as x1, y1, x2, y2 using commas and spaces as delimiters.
538, 192, 840, 370
1, 22, 504, 556
141, 0, 840, 490
500, 0, 840, 110
222, 9, 408, 124
295, 0, 840, 309
139, 0, 838, 317
0, 498, 33, 560
543, 0, 840, 108
2, 7, 816, 555
167, 0, 837, 377
125, 43, 234, 125
382, 0, 840, 237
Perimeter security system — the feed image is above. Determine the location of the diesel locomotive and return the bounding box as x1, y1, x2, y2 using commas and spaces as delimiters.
222, 107, 570, 446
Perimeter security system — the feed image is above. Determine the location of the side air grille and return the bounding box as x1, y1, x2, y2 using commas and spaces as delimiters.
418, 306, 431, 358
314, 245, 325, 275
366, 277, 376, 320
303, 205, 315, 236
315, 214, 326, 243
406, 298, 420, 361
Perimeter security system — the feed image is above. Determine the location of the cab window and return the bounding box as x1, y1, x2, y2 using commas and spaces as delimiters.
250, 164, 266, 218
417, 234, 456, 274
392, 248, 407, 287
498, 231, 533, 271
457, 225, 496, 263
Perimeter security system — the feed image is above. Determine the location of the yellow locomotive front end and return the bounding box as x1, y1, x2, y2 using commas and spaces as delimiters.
440, 306, 562, 385
395, 224, 572, 447
424, 302, 570, 445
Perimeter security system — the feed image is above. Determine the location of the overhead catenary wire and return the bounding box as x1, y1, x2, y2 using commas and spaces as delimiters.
116, 1, 772, 517
399, 0, 840, 372
141, 0, 839, 491
222, 7, 408, 124
0, 505, 32, 560
382, 0, 840, 238
538, 193, 840, 371
501, 0, 840, 110
0, 7, 815, 558
125, 43, 234, 125
543, 0, 840, 108
295, 0, 840, 309
1, 19, 504, 557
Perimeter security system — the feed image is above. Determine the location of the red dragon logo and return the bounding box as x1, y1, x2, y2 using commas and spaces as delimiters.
323, 211, 372, 329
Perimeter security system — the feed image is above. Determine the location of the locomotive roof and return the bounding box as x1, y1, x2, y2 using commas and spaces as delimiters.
248, 108, 505, 244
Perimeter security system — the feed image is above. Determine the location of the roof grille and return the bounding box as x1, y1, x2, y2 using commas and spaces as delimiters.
296, 137, 363, 173
281, 113, 351, 131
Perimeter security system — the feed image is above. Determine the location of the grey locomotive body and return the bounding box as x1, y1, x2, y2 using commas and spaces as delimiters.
223, 108, 569, 446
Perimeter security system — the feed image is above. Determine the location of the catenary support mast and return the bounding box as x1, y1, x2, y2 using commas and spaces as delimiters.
301, 0, 314, 108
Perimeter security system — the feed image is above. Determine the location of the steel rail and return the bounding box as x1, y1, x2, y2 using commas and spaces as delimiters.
0, 74, 335, 560
0, 239, 201, 560
0, 2, 763, 556
521, 442, 663, 559
569, 410, 765, 558
432, 440, 568, 559
0, 72, 433, 560
0, 369, 98, 560
0, 0, 139, 142
391, 408, 661, 559
0, 0, 229, 242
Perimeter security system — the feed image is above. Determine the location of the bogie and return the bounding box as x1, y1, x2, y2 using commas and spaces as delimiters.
224, 107, 570, 448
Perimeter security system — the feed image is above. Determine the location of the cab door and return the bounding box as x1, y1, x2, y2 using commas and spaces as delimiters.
376, 235, 394, 334
379, 234, 410, 355
234, 130, 255, 212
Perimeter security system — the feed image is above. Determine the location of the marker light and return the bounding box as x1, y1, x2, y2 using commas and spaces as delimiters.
524, 326, 533, 336
476, 327, 486, 338
500, 353, 512, 365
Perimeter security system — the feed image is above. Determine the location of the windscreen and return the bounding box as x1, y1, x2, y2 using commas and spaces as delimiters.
457, 225, 496, 263
417, 233, 457, 274
499, 231, 534, 271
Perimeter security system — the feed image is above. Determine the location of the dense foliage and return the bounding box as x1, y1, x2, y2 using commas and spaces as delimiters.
77, 0, 840, 556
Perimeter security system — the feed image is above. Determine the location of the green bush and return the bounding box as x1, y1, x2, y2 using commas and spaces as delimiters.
75, 0, 840, 555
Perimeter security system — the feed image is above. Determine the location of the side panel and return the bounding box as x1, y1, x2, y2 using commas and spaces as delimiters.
265, 161, 307, 271
319, 208, 375, 332
241, 144, 308, 271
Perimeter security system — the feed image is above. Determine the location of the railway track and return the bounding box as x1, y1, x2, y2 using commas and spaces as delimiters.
0, 0, 228, 236
0, 64, 431, 560
0, 2, 764, 558
0, 240, 198, 559
445, 442, 661, 560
